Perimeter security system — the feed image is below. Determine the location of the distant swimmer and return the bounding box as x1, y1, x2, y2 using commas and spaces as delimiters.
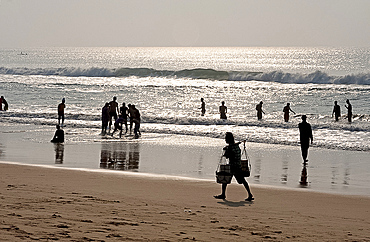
345, 99, 352, 123
219, 101, 227, 119
101, 103, 110, 135
51, 125, 64, 143
108, 97, 119, 131
120, 102, 129, 134
200, 98, 206, 116
58, 98, 66, 126
283, 103, 296, 122
298, 115, 313, 163
256, 101, 265, 120
332, 101, 341, 121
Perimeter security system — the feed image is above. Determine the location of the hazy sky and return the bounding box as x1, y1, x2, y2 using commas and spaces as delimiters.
0, 0, 369, 47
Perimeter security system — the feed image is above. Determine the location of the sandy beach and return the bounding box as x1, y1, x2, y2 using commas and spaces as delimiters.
1, 163, 369, 241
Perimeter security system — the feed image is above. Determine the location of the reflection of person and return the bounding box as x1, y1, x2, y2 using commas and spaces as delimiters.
219, 101, 227, 119
332, 101, 341, 121
200, 98, 206, 116
1, 96, 8, 111
345, 99, 352, 123
299, 162, 308, 186
54, 143, 64, 164
101, 103, 109, 135
298, 115, 313, 163
51, 125, 64, 143
214, 132, 254, 201
256, 101, 265, 120
58, 98, 66, 126
283, 103, 296, 122
108, 97, 119, 131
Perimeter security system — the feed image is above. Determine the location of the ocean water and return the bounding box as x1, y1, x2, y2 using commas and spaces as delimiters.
1, 47, 369, 152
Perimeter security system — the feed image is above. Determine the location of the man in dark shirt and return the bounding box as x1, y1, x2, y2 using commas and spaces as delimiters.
298, 115, 313, 163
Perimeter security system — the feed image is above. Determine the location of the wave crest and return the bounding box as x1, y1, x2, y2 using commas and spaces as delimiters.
1, 67, 369, 85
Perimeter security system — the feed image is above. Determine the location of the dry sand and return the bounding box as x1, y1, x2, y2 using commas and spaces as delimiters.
1, 163, 369, 241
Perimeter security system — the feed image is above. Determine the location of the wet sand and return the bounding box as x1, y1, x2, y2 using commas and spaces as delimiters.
1, 163, 369, 241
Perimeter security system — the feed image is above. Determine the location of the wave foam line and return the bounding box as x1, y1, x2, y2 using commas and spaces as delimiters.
1, 67, 369, 85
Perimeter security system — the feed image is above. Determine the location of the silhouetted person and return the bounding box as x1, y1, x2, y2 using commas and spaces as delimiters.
219, 101, 227, 119
298, 115, 313, 163
345, 99, 352, 123
332, 101, 341, 121
283, 103, 296, 122
51, 125, 64, 143
111, 115, 125, 138
108, 96, 119, 131
58, 98, 66, 126
101, 102, 109, 135
120, 102, 128, 134
131, 105, 141, 139
256, 101, 265, 120
0, 96, 8, 111
128, 104, 135, 134
200, 98, 206, 116
214, 132, 254, 201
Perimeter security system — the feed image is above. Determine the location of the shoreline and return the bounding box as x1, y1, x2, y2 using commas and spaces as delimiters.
1, 162, 369, 241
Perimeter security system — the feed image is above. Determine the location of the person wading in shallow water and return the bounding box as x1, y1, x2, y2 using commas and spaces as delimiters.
283, 103, 296, 122
219, 101, 227, 119
298, 115, 313, 163
256, 101, 265, 120
214, 132, 254, 201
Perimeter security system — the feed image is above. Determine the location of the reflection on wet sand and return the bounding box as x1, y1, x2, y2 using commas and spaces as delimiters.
100, 142, 139, 171
299, 162, 308, 187
54, 143, 64, 164
0, 143, 4, 158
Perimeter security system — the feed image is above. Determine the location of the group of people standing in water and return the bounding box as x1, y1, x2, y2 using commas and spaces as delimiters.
101, 96, 141, 139
200, 98, 354, 123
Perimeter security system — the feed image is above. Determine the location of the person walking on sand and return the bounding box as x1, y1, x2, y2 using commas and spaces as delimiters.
214, 132, 254, 201
108, 97, 119, 131
51, 125, 64, 143
101, 103, 110, 135
256, 101, 265, 120
283, 103, 296, 122
219, 101, 227, 119
298, 115, 313, 163
58, 98, 66, 126
332, 101, 341, 121
120, 102, 129, 134
200, 98, 206, 116
345, 99, 352, 123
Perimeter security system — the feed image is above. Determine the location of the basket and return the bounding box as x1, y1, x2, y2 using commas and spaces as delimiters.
216, 164, 232, 184
241, 142, 251, 177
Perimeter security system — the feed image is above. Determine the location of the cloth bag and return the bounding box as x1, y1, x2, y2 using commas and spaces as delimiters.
216, 156, 232, 184
240, 142, 251, 177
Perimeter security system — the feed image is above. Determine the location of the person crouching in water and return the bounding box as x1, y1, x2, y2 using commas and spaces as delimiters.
214, 132, 254, 201
51, 125, 64, 143
111, 115, 125, 138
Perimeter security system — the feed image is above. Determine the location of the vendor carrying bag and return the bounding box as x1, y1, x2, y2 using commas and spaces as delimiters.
240, 141, 251, 177
216, 156, 232, 184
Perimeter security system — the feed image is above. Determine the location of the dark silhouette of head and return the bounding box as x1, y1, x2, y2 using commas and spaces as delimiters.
301, 115, 307, 122
225, 132, 235, 144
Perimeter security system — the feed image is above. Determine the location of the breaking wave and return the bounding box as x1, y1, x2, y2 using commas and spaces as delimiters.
1, 67, 369, 85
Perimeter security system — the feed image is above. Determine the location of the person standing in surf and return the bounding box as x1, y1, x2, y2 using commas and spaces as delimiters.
214, 132, 254, 201
58, 98, 66, 126
200, 98, 206, 116
298, 115, 313, 163
219, 101, 227, 119
256, 101, 265, 120
0, 96, 8, 111
131, 105, 141, 139
108, 96, 119, 132
101, 102, 110, 135
120, 102, 129, 134
345, 99, 352, 123
283, 103, 296, 122
332, 101, 341, 121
